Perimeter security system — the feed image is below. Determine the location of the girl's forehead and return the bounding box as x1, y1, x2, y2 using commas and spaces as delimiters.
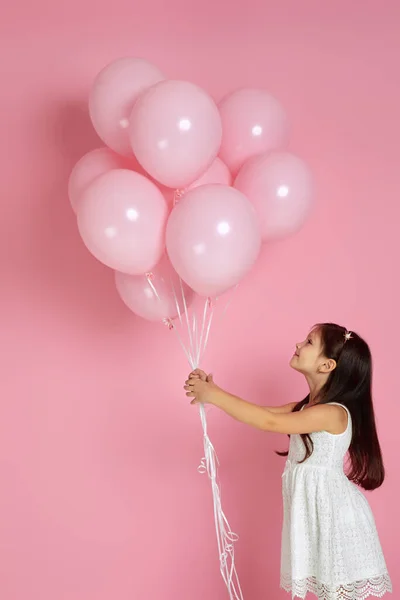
308, 327, 321, 341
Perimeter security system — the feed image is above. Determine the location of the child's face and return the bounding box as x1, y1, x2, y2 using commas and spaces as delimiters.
290, 328, 326, 375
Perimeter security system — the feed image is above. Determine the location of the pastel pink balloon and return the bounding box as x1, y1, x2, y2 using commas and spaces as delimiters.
129, 80, 222, 188
234, 151, 314, 241
167, 157, 232, 206
166, 185, 261, 297
89, 57, 164, 155
219, 88, 290, 175
77, 169, 168, 274
115, 254, 195, 322
68, 147, 143, 213
187, 157, 232, 190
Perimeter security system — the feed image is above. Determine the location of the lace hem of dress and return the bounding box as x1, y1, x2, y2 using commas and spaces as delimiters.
281, 573, 392, 600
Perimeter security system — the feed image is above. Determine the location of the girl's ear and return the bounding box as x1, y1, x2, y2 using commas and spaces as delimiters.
319, 359, 337, 374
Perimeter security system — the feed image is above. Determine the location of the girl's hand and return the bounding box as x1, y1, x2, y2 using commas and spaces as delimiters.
184, 373, 217, 404
188, 369, 208, 382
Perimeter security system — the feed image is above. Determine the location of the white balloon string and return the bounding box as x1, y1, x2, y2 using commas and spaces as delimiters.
221, 284, 239, 318
169, 320, 194, 366
169, 276, 183, 326
191, 296, 243, 600
170, 285, 195, 365
151, 276, 243, 600
145, 272, 161, 301
192, 311, 199, 367
196, 297, 209, 367
202, 302, 214, 361
198, 399, 243, 599
180, 277, 195, 362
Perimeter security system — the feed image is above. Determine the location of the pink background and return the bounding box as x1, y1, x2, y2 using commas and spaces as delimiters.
1, 1, 399, 599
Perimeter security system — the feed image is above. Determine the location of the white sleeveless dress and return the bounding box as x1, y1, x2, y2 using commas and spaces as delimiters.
280, 403, 392, 599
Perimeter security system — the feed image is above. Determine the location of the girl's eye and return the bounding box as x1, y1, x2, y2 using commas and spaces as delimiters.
307, 339, 312, 344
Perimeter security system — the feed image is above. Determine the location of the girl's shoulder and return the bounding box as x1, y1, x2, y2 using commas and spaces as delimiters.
304, 402, 349, 435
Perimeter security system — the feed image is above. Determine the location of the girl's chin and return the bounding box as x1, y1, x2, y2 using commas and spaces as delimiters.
289, 357, 302, 372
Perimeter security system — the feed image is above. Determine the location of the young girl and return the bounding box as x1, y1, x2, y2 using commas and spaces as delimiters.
184, 323, 392, 600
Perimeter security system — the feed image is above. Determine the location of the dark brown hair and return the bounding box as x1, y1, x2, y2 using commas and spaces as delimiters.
278, 323, 385, 491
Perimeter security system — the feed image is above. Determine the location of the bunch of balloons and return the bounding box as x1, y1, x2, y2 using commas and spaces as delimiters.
69, 56, 313, 320
68, 56, 314, 600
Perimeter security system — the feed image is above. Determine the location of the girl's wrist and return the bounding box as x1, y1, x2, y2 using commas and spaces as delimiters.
210, 386, 230, 407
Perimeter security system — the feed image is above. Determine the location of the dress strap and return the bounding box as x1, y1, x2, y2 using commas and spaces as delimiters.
329, 402, 351, 432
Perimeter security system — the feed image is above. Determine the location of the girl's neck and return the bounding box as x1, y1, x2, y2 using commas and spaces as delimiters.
305, 375, 327, 405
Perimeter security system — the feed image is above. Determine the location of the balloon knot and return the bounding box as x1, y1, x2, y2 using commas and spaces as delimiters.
162, 318, 174, 330
173, 188, 187, 205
